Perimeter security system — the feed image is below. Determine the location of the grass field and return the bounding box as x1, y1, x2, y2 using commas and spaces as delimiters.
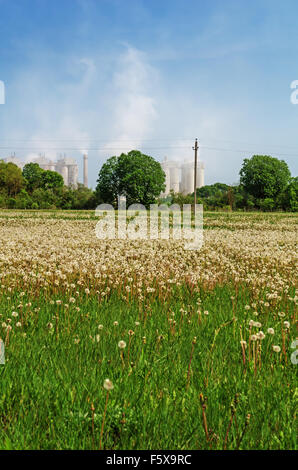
0, 210, 297, 450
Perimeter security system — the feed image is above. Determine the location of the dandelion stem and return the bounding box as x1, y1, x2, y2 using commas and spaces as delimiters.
99, 390, 109, 450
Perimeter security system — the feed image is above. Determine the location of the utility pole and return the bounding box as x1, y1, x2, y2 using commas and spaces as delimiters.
193, 138, 198, 215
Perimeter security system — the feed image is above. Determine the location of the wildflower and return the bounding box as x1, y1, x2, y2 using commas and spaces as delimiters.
250, 335, 257, 342
244, 305, 250, 310
273, 345, 281, 353
128, 330, 134, 336
113, 321, 119, 326
255, 322, 262, 328
283, 321, 290, 329
118, 340, 126, 349
103, 379, 114, 391
74, 337, 80, 344
267, 328, 274, 335
11, 312, 18, 317
16, 322, 22, 328
135, 321, 140, 326
257, 331, 265, 340
47, 322, 53, 329
240, 340, 247, 348
95, 334, 100, 342
98, 324, 104, 330
204, 310, 209, 315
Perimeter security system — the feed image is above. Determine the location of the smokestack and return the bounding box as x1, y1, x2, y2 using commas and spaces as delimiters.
83, 154, 88, 187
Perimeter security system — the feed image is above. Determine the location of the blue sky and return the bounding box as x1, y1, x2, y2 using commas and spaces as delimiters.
0, 0, 297, 187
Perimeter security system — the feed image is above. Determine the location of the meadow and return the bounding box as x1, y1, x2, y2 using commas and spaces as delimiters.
0, 210, 296, 450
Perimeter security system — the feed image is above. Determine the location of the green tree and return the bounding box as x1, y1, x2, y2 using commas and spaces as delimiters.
96, 150, 166, 207
280, 177, 298, 212
72, 183, 96, 209
0, 161, 24, 196
22, 163, 44, 192
239, 155, 291, 201
41, 170, 64, 190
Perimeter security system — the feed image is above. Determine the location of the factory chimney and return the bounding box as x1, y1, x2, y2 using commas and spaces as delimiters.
83, 154, 88, 187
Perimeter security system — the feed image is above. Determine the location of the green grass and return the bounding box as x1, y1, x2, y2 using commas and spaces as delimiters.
0, 284, 296, 450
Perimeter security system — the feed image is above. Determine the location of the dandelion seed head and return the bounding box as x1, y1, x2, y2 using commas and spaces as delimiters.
103, 379, 114, 391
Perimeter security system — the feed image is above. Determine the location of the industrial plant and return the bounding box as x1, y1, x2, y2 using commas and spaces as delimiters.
160, 156, 205, 196
3, 154, 89, 188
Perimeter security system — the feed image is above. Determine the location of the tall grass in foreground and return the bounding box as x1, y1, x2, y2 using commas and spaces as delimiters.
0, 284, 296, 450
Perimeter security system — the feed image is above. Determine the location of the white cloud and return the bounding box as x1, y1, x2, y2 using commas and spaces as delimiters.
101, 46, 159, 154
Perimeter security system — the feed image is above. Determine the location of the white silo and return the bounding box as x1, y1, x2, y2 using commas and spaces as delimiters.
160, 157, 171, 196
68, 164, 78, 188
181, 161, 194, 195
186, 164, 194, 194
170, 164, 180, 193
60, 165, 68, 185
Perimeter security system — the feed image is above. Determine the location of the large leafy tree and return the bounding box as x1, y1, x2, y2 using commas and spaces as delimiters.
22, 163, 44, 191
96, 150, 166, 207
239, 155, 291, 200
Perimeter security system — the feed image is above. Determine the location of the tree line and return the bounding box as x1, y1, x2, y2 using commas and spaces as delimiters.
0, 152, 297, 211
0, 161, 95, 209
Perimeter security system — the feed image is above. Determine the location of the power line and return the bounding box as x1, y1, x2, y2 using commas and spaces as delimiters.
0, 144, 296, 157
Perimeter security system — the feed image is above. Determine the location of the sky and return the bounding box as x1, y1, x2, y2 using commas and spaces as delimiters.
0, 0, 297, 188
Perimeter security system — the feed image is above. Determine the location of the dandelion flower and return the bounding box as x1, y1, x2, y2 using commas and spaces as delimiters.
267, 328, 274, 335
273, 345, 281, 353
118, 340, 126, 349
